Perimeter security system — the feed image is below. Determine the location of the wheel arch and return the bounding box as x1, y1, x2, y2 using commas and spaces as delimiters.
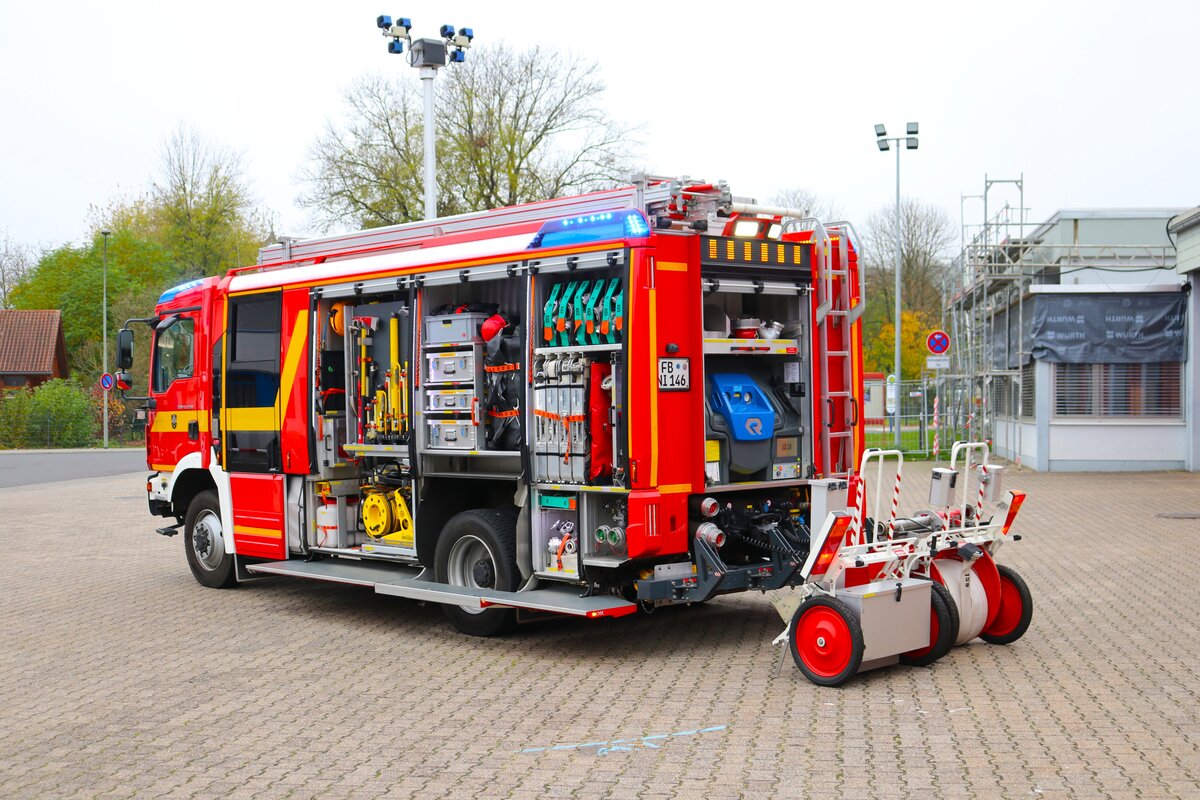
164, 451, 233, 554
415, 477, 519, 569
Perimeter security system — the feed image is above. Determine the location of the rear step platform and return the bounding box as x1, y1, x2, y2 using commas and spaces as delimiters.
245, 558, 637, 619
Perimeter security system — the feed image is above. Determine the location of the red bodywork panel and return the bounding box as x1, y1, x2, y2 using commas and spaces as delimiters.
229, 473, 286, 559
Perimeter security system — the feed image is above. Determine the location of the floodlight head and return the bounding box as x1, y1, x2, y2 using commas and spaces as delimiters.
100, 229, 112, 237
906, 122, 919, 135
388, 39, 404, 54
906, 137, 918, 150
877, 138, 890, 152
450, 49, 465, 63
440, 23, 455, 38
377, 14, 392, 29
458, 27, 473, 40
874, 124, 887, 137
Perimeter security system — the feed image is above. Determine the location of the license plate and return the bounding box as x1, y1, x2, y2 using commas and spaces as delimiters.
658, 358, 689, 391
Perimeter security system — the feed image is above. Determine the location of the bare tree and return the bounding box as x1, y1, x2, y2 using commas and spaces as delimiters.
0, 232, 33, 309
300, 43, 639, 231
770, 188, 844, 223
861, 199, 955, 323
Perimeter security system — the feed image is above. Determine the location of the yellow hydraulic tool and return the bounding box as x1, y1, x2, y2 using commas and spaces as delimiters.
361, 487, 414, 547
389, 315, 402, 436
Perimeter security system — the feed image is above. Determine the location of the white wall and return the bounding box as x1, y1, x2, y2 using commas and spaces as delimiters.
993, 418, 1038, 466
1047, 420, 1187, 471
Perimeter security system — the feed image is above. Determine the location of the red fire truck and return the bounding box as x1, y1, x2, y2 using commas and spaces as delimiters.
120, 177, 1031, 686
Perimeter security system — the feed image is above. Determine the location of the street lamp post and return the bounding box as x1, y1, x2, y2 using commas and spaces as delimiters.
376, 16, 475, 220
101, 229, 111, 449
874, 122, 919, 451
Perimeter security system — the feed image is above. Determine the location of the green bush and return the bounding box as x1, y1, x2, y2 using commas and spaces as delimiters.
25, 379, 96, 448
0, 387, 34, 449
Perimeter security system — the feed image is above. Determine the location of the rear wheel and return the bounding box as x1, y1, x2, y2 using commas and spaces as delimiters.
900, 581, 958, 666
435, 509, 519, 637
789, 596, 864, 687
184, 490, 236, 589
980, 564, 1032, 645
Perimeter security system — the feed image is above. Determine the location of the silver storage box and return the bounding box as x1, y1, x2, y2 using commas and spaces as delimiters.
425, 388, 474, 412
427, 419, 479, 450
426, 351, 475, 384
424, 313, 488, 345
837, 578, 931, 664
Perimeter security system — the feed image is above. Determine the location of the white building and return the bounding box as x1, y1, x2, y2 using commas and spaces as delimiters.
950, 209, 1191, 471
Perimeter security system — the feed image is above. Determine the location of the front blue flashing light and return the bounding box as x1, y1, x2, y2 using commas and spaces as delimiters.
450, 49, 465, 63
388, 39, 404, 54
528, 210, 652, 250
157, 278, 205, 305
440, 23, 455, 37
377, 15, 392, 29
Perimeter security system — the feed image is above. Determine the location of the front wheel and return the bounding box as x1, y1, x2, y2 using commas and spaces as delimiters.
434, 509, 519, 637
980, 564, 1032, 645
184, 490, 236, 589
789, 596, 864, 687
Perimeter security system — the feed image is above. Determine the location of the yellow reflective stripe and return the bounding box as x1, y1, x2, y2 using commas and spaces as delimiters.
280, 310, 309, 418
149, 412, 209, 433
647, 287, 658, 487
657, 483, 691, 494
234, 524, 282, 539
225, 407, 275, 430
150, 464, 175, 473
657, 261, 687, 272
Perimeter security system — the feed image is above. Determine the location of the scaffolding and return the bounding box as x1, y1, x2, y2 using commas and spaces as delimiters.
938, 175, 1177, 465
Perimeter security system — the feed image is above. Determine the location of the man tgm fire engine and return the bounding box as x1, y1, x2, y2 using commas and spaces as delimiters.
120, 176, 1032, 686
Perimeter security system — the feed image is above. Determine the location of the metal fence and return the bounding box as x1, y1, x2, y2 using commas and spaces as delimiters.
863, 379, 982, 458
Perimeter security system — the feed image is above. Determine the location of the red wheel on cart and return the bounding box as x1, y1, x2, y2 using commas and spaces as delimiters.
900, 582, 959, 667
980, 564, 1032, 645
790, 596, 864, 687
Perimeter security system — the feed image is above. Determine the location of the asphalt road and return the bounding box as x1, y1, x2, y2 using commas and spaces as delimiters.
0, 448, 146, 488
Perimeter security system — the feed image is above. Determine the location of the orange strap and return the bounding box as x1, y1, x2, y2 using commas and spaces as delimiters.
488, 409, 520, 419
484, 363, 520, 373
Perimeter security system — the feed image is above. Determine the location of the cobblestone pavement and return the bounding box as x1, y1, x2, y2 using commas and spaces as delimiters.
2, 465, 1199, 799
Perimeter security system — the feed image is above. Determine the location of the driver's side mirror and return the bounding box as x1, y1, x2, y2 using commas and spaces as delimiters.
116, 328, 134, 370
116, 371, 133, 391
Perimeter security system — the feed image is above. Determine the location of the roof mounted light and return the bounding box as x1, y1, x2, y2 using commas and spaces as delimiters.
528, 210, 651, 250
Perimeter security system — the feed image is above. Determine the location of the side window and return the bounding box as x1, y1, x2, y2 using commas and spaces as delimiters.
152, 318, 195, 393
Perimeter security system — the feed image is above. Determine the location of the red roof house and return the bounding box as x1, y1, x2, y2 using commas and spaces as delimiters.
0, 310, 69, 389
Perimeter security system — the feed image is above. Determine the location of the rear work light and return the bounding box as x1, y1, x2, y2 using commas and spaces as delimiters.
804, 511, 852, 579
1001, 491, 1027, 535
528, 209, 651, 249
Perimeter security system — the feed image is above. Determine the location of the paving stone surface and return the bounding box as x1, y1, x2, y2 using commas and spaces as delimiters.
2, 464, 1199, 799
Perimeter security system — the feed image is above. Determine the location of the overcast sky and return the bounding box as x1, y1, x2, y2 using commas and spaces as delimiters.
2, 1, 1197, 253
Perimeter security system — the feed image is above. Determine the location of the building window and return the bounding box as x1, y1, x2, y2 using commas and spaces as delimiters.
1053, 363, 1182, 418
990, 364, 1036, 420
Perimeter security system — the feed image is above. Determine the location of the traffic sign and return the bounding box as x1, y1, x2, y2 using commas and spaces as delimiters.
99, 373, 115, 391
926, 330, 950, 355
885, 374, 897, 414
926, 355, 950, 370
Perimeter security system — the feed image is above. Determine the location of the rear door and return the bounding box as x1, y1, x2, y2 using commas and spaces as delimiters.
222, 292, 286, 559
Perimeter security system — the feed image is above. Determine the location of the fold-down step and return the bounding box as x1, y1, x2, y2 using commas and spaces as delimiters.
246, 558, 637, 619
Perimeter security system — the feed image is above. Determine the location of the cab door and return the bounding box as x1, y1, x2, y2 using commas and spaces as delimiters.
147, 312, 203, 472
222, 292, 286, 560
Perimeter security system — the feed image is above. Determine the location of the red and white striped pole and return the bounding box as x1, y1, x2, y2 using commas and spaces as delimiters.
976, 463, 988, 524
886, 468, 902, 537
850, 476, 866, 545
932, 395, 940, 461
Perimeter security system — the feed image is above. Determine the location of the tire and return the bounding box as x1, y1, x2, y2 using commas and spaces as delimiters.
789, 596, 864, 687
900, 581, 958, 667
434, 508, 519, 637
184, 490, 236, 589
980, 564, 1032, 645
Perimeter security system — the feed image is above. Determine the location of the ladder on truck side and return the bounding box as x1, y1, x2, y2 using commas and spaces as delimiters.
799, 220, 865, 478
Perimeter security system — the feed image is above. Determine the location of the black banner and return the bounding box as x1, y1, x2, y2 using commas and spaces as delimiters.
1029, 292, 1186, 364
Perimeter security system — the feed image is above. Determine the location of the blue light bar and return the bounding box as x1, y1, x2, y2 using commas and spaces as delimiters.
158, 278, 205, 305
528, 210, 651, 250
